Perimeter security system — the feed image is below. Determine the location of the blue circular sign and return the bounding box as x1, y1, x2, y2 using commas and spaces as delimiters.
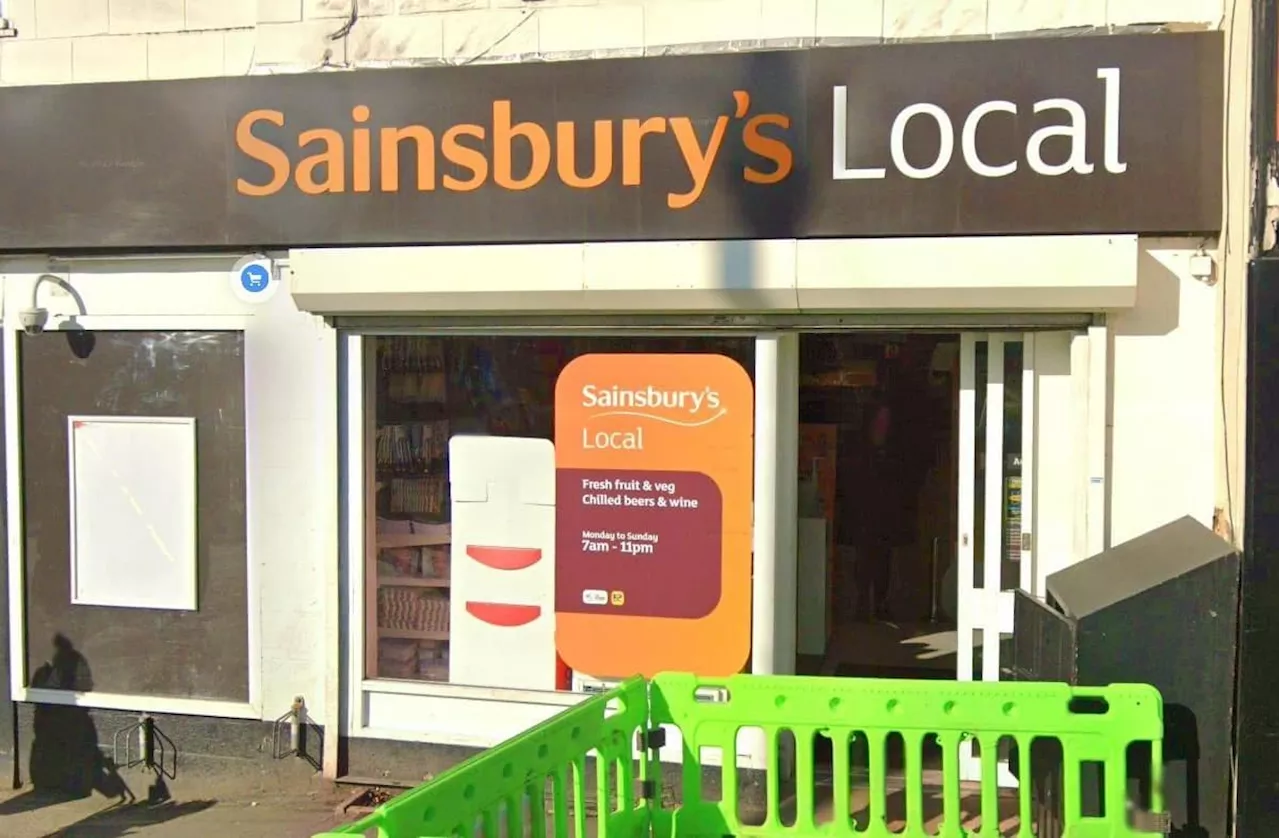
240, 263, 271, 293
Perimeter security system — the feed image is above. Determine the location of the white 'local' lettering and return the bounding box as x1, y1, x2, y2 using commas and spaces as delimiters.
832, 67, 1127, 181
583, 427, 644, 450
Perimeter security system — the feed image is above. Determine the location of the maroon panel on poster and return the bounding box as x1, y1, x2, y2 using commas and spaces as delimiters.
555, 468, 722, 620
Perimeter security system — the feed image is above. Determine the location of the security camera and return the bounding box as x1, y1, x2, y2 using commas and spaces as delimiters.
18, 307, 48, 335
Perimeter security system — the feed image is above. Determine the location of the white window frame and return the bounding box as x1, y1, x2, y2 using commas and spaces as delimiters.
5, 314, 261, 720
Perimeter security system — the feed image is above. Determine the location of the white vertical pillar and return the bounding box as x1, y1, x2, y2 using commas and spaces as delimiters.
750, 333, 799, 679
1019, 334, 1036, 595
4, 317, 27, 700
1085, 324, 1109, 556
956, 334, 977, 683
1030, 332, 1075, 594
981, 337, 1004, 683
750, 337, 777, 682
741, 333, 798, 774
317, 320, 341, 780
1070, 334, 1092, 564
983, 337, 1005, 596
339, 334, 367, 748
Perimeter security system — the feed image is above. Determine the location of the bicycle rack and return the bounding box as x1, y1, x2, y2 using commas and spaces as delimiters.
111, 713, 178, 781
270, 696, 323, 769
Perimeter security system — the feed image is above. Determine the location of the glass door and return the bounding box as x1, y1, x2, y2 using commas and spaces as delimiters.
955, 333, 1032, 786
956, 335, 1027, 681
955, 330, 1086, 785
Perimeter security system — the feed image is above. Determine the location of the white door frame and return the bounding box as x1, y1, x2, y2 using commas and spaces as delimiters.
956, 333, 1020, 686
957, 330, 1097, 786
956, 332, 1017, 785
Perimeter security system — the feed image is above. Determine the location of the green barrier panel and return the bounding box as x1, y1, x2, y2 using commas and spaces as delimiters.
315, 675, 650, 838
316, 674, 1166, 838
647, 672, 1165, 838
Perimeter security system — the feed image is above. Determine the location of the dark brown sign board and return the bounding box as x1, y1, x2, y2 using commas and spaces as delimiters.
0, 31, 1222, 251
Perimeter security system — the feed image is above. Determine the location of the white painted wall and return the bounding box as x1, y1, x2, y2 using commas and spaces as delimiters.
0, 0, 1224, 86
1107, 240, 1218, 546
0, 258, 339, 726
1212, 1, 1255, 548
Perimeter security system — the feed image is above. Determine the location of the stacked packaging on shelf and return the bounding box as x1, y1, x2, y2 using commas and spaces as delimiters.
375, 516, 453, 682
378, 587, 450, 633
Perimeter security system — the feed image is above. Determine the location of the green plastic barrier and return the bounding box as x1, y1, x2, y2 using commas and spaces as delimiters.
318, 676, 651, 838
648, 672, 1165, 838
316, 673, 1165, 838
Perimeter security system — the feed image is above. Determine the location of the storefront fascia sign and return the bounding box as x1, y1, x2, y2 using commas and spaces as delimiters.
0, 32, 1222, 251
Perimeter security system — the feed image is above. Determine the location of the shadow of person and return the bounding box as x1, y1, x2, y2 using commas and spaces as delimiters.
27, 634, 133, 804
35, 798, 217, 838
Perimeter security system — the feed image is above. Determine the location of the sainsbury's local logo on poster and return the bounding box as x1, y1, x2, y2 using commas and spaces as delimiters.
233, 65, 1130, 205
577, 383, 727, 452
553, 353, 756, 678
581, 384, 722, 417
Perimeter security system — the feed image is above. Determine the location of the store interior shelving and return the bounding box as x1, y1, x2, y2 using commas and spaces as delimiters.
371, 337, 453, 682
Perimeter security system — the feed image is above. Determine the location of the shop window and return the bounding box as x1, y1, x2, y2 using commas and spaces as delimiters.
366, 335, 754, 688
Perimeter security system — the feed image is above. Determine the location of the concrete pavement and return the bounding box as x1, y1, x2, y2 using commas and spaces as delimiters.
0, 777, 356, 838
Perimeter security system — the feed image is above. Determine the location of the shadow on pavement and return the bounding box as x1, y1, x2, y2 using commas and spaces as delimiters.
35, 799, 216, 838
0, 790, 86, 816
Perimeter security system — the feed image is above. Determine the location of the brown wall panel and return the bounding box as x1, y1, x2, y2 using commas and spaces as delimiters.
20, 331, 248, 702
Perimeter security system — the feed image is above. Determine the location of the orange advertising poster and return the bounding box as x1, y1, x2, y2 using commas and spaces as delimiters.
554, 354, 753, 678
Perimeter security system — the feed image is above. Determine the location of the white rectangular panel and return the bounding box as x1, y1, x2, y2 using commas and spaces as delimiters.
449, 435, 557, 691
68, 415, 198, 611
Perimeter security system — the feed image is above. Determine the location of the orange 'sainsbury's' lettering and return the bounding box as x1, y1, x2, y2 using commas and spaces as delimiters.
351, 105, 372, 193
232, 95, 797, 206
295, 128, 344, 194
621, 117, 667, 187
556, 120, 613, 188
743, 114, 793, 184
380, 125, 436, 192
666, 90, 749, 209
441, 124, 487, 191
493, 100, 551, 190
236, 110, 290, 197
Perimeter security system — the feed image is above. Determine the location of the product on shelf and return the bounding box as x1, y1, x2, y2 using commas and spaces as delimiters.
378, 587, 450, 634
416, 642, 449, 681
378, 638, 419, 680
387, 372, 446, 403
375, 421, 449, 472
377, 548, 418, 579
376, 545, 450, 582
377, 517, 413, 535
387, 476, 447, 516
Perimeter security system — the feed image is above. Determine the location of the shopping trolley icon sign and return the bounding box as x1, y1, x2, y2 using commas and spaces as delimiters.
240, 263, 270, 293
230, 255, 280, 304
